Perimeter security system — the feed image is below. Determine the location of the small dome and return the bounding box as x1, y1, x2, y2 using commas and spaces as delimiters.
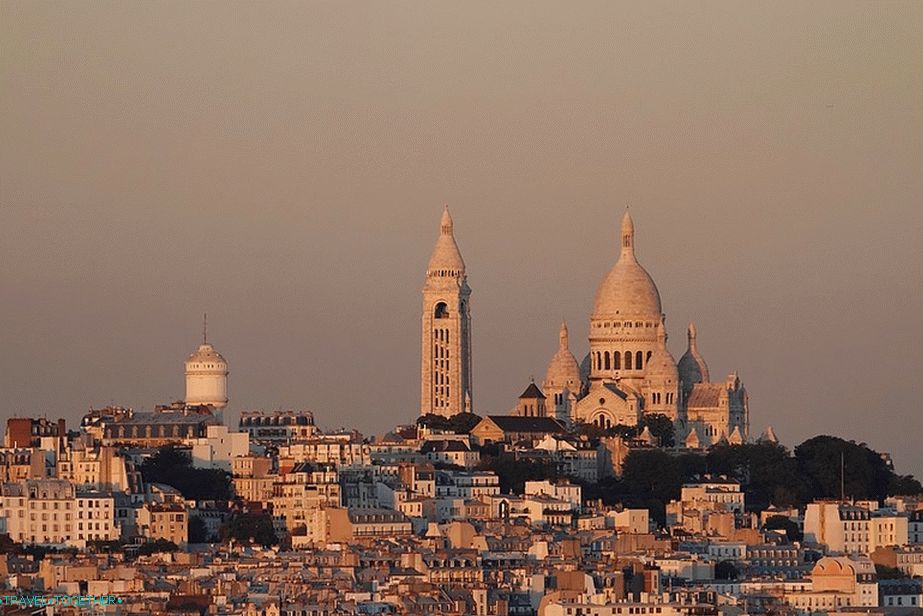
185, 343, 227, 368
645, 326, 678, 381
544, 321, 582, 390
591, 211, 662, 319
678, 322, 709, 389
426, 205, 466, 274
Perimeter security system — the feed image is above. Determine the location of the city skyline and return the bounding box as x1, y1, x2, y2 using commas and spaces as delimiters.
2, 2, 921, 475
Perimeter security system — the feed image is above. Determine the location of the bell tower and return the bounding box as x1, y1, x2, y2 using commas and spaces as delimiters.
421, 206, 472, 417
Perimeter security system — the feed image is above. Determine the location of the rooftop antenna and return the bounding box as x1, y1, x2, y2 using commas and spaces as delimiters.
203, 312, 208, 344
840, 451, 845, 501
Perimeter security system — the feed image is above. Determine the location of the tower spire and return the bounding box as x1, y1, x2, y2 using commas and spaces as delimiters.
203, 313, 208, 344
687, 322, 697, 352
559, 320, 569, 350
620, 209, 635, 258
441, 204, 453, 235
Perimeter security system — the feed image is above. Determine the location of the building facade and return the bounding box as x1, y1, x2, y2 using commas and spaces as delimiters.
420, 206, 473, 417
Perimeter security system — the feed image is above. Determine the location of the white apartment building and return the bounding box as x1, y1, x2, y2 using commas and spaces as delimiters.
0, 479, 118, 547
804, 501, 909, 554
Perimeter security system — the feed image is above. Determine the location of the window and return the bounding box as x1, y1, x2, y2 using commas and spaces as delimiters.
614, 352, 621, 370
434, 302, 449, 319
604, 352, 611, 370
625, 352, 632, 370
636, 351, 643, 368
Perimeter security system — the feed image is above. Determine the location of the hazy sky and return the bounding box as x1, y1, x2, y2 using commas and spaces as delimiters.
2, 2, 921, 474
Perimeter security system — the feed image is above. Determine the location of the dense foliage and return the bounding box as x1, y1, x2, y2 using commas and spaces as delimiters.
188, 515, 210, 543
417, 413, 483, 434
477, 454, 560, 494
140, 446, 234, 501
763, 515, 803, 542
219, 512, 277, 547
584, 436, 919, 527
573, 414, 676, 447
137, 539, 179, 555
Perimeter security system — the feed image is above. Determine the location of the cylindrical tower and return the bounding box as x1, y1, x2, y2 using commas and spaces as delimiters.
185, 318, 228, 409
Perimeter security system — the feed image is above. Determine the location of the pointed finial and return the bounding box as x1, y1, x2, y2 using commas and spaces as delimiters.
559, 320, 569, 350
203, 313, 208, 344
687, 322, 697, 349
440, 204, 453, 235
620, 209, 635, 256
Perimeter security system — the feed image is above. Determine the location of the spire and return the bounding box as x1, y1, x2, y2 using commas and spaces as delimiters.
426, 205, 466, 275
203, 313, 208, 344
620, 209, 635, 258
687, 322, 697, 352
440, 204, 453, 236
559, 320, 569, 350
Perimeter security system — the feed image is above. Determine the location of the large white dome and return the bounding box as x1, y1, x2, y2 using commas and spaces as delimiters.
591, 211, 662, 319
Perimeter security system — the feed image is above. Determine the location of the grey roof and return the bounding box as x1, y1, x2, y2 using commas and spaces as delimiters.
518, 382, 546, 399
602, 382, 628, 400
484, 416, 565, 433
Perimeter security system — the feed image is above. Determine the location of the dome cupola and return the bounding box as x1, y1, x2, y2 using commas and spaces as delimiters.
591, 210, 662, 319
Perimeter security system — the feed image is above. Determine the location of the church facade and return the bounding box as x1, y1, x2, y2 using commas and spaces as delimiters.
418, 206, 750, 447
541, 211, 750, 447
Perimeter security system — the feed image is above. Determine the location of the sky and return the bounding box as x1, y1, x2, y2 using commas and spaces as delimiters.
1, 1, 921, 474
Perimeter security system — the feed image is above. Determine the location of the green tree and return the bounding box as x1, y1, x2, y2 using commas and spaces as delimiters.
715, 560, 739, 580
140, 446, 234, 501
763, 515, 803, 542
707, 442, 805, 510
794, 436, 892, 502
874, 564, 906, 580
446, 413, 482, 434
220, 512, 277, 547
888, 474, 923, 496
188, 515, 209, 543
478, 455, 559, 494
137, 539, 178, 555
639, 414, 675, 447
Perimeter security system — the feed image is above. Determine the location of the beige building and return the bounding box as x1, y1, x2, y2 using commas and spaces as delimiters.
0, 479, 118, 547
804, 501, 909, 554
533, 211, 750, 445
137, 503, 187, 547
420, 206, 473, 417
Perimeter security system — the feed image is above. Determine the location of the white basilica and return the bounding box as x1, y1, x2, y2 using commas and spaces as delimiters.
541, 211, 750, 447
418, 207, 750, 448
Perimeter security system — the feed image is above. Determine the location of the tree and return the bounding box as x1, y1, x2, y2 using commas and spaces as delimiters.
188, 515, 209, 543
137, 539, 178, 555
447, 413, 482, 434
416, 414, 449, 431
140, 446, 234, 501
715, 560, 739, 580
888, 474, 923, 497
875, 564, 906, 580
220, 512, 277, 547
478, 455, 559, 494
418, 413, 483, 434
763, 515, 803, 542
707, 442, 805, 510
639, 414, 675, 447
794, 436, 893, 502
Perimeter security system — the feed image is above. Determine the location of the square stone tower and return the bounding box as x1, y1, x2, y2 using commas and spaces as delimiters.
421, 206, 472, 417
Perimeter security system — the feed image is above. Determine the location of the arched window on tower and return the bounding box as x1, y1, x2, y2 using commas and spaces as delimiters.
647, 351, 653, 362
636, 351, 643, 369
624, 351, 632, 370
604, 352, 611, 370
614, 352, 621, 370
434, 303, 449, 319
596, 352, 602, 370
